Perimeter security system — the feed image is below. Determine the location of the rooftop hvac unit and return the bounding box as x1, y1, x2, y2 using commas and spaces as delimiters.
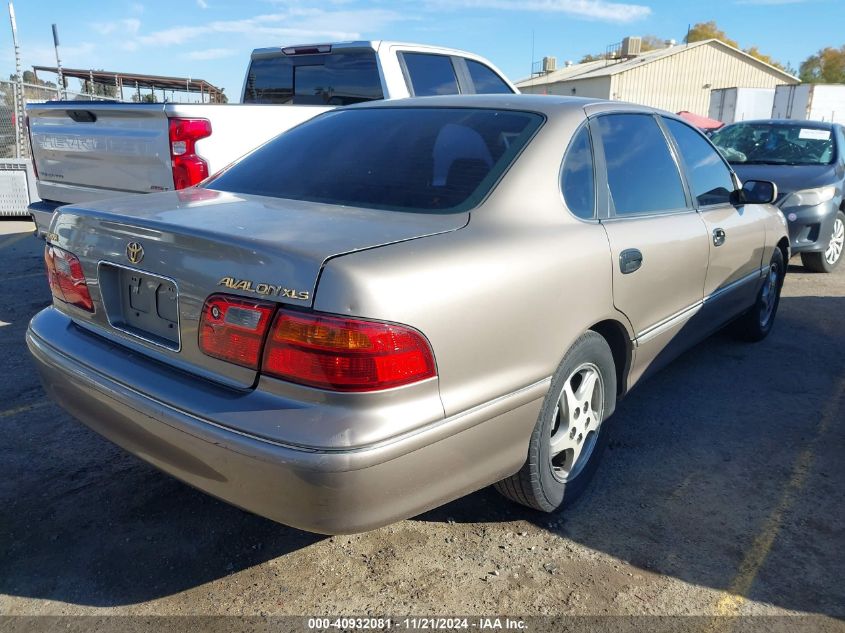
621, 36, 642, 58
542, 56, 557, 73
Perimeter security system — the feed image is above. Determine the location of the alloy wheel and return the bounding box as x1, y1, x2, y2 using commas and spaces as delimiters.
759, 262, 780, 328
549, 362, 605, 483
825, 216, 844, 266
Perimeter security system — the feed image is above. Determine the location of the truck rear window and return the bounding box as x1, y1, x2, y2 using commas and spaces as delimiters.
243, 50, 383, 105
205, 107, 543, 213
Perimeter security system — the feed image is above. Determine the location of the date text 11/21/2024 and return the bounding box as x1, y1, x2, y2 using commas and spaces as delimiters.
307, 618, 528, 630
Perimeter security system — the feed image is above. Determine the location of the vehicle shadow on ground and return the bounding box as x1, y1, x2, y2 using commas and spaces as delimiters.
1, 292, 842, 613
420, 295, 845, 619
0, 438, 324, 605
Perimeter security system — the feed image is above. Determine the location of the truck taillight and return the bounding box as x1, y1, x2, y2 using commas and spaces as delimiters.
199, 294, 275, 369
44, 245, 94, 312
262, 311, 436, 392
169, 117, 211, 190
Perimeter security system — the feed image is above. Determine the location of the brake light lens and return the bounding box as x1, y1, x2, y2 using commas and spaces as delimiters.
262, 311, 436, 391
199, 294, 275, 369
169, 117, 212, 190
44, 245, 94, 312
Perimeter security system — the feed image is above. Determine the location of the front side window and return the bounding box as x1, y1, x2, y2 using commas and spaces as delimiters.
243, 50, 383, 105
465, 60, 513, 94
402, 53, 460, 96
594, 114, 687, 216
561, 126, 595, 219
664, 118, 735, 207
206, 108, 543, 214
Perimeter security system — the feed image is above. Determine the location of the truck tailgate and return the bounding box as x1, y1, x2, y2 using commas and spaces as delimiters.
28, 102, 173, 197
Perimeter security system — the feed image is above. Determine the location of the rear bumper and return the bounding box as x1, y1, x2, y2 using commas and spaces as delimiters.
27, 308, 543, 534
28, 200, 63, 238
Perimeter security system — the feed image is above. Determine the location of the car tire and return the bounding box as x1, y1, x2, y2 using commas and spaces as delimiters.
731, 247, 785, 342
494, 331, 617, 513
800, 210, 845, 273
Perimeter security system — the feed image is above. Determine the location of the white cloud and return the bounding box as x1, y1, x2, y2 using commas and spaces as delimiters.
134, 8, 405, 47
187, 47, 237, 60
26, 42, 97, 67
91, 18, 141, 36
430, 0, 651, 22
123, 18, 141, 34
196, 0, 209, 8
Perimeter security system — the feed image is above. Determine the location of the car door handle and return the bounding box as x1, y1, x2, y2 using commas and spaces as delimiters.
713, 228, 726, 247
619, 248, 643, 274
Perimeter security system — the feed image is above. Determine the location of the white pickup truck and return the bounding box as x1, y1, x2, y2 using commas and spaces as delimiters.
27, 40, 516, 234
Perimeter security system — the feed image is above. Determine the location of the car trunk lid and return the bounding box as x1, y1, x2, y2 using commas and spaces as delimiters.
49, 188, 467, 388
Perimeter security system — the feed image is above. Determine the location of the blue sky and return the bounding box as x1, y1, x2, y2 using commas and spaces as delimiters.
2, 0, 842, 99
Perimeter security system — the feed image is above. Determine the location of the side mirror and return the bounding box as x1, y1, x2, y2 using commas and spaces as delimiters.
733, 179, 778, 205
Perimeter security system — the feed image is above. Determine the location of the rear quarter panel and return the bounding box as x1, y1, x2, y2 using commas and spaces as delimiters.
313, 109, 629, 417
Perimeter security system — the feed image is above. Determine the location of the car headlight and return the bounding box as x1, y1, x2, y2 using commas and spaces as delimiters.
780, 185, 836, 210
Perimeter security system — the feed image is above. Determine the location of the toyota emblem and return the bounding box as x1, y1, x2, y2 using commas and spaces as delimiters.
126, 242, 145, 264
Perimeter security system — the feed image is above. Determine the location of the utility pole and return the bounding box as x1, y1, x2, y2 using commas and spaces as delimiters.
52, 23, 64, 99
8, 1, 25, 157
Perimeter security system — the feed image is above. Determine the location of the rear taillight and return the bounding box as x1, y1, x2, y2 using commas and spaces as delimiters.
262, 311, 436, 392
44, 245, 94, 312
198, 294, 437, 391
169, 117, 212, 190
198, 294, 275, 369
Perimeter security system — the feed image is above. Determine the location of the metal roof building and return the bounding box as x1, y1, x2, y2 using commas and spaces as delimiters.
516, 39, 798, 116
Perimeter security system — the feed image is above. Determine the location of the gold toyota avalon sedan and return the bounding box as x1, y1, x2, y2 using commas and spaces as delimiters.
28, 96, 788, 534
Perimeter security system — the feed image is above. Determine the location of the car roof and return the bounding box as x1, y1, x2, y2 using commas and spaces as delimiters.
344, 94, 652, 116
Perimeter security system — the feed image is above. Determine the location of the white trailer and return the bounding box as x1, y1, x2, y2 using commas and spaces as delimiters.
708, 87, 775, 123
772, 83, 845, 124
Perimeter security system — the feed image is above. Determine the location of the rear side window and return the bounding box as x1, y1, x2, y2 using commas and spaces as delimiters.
664, 118, 734, 207
402, 53, 460, 96
595, 114, 687, 216
561, 126, 595, 219
243, 50, 383, 105
206, 108, 543, 214
465, 60, 512, 94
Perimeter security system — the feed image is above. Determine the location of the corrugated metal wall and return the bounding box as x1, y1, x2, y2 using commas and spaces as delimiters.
520, 77, 611, 98
610, 44, 795, 115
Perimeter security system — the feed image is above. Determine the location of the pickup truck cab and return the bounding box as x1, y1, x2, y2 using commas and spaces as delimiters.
27, 41, 516, 234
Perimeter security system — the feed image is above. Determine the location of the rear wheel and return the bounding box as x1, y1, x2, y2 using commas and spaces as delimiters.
494, 331, 616, 513
732, 247, 785, 342
801, 211, 844, 273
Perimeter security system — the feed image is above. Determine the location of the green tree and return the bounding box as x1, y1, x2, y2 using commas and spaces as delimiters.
685, 21, 739, 48
799, 45, 845, 83
579, 52, 606, 63
78, 79, 118, 99
9, 71, 56, 87
640, 35, 666, 52
685, 21, 788, 71
131, 92, 158, 103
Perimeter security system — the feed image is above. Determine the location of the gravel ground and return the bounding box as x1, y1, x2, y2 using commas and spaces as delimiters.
0, 217, 843, 630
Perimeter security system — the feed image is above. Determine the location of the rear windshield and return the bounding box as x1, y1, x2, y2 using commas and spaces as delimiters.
205, 108, 544, 213
243, 50, 383, 105
710, 122, 836, 166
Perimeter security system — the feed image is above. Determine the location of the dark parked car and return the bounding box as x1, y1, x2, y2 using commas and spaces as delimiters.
711, 120, 845, 272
